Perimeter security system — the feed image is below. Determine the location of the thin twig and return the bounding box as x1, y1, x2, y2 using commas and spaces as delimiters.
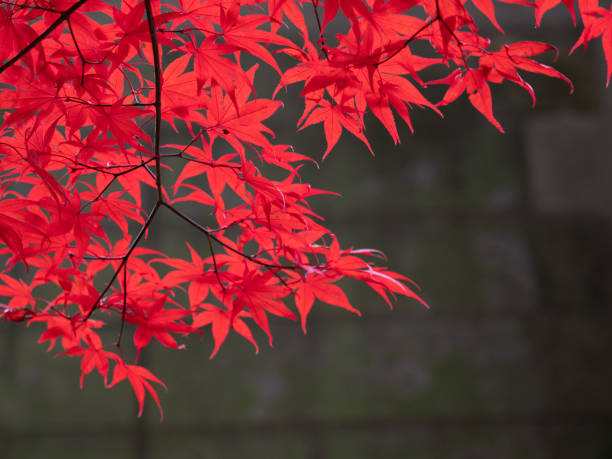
161, 201, 297, 270
375, 16, 439, 66
0, 0, 60, 13
205, 232, 226, 292
311, 0, 329, 60
62, 96, 154, 107
116, 259, 128, 353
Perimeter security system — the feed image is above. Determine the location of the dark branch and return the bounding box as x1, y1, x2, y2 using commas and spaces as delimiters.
144, 0, 163, 201
81, 202, 160, 322
0, 0, 89, 74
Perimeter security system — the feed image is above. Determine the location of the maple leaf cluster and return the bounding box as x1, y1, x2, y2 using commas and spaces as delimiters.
0, 0, 608, 417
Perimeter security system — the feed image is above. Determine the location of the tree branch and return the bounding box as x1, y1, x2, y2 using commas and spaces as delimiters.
81, 202, 160, 322
144, 0, 163, 202
0, 0, 89, 74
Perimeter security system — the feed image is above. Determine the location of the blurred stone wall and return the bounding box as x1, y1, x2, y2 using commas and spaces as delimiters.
1, 10, 612, 459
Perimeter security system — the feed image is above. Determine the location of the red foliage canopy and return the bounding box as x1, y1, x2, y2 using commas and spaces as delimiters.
0, 0, 607, 417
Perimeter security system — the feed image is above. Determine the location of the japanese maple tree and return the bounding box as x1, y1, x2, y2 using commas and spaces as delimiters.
0, 0, 607, 417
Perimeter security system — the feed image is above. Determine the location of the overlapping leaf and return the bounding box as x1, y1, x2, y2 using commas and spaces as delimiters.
0, 0, 607, 419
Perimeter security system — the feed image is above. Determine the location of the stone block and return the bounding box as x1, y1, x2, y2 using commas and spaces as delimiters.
526, 112, 612, 219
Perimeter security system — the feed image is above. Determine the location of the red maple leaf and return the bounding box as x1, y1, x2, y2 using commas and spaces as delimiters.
107, 362, 167, 419
0, 0, 601, 419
